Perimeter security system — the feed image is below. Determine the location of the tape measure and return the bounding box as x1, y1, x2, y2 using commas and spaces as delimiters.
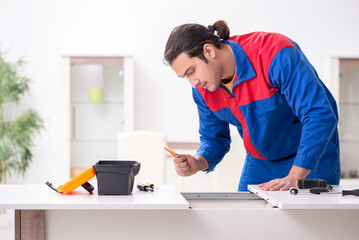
290, 179, 329, 195
297, 179, 327, 189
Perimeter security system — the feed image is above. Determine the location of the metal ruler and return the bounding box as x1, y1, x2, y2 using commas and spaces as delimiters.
181, 192, 262, 200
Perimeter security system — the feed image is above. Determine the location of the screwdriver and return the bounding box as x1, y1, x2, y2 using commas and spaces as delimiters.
310, 187, 359, 196
137, 183, 154, 192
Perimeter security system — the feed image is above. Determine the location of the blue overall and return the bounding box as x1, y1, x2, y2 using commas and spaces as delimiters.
192, 32, 340, 191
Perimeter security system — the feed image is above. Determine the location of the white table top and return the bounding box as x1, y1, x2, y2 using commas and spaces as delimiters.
248, 185, 359, 209
0, 184, 189, 210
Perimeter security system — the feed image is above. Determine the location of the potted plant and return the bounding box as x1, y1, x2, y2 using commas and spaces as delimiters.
0, 56, 44, 185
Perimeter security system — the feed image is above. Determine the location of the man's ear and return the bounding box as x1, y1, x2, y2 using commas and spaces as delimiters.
203, 43, 216, 59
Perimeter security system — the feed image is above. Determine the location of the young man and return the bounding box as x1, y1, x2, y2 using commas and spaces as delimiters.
164, 21, 340, 191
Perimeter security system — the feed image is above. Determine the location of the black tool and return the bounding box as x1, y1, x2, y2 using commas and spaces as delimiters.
297, 179, 327, 189
137, 183, 154, 192
310, 187, 359, 196
290, 184, 332, 195
145, 183, 155, 189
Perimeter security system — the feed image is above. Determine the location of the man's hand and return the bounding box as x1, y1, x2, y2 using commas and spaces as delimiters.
258, 166, 311, 191
258, 175, 297, 191
173, 154, 208, 177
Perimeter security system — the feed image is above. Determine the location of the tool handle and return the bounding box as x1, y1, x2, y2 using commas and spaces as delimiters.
342, 189, 359, 196
137, 183, 146, 191
81, 182, 94, 194
137, 183, 154, 192
309, 187, 329, 194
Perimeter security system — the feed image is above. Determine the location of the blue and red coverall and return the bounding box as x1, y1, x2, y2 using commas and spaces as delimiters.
192, 32, 340, 191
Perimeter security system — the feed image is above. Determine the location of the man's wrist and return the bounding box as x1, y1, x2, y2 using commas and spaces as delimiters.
195, 155, 209, 171
288, 165, 311, 180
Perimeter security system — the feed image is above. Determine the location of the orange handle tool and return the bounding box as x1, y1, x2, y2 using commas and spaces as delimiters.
57, 167, 96, 194
164, 146, 178, 157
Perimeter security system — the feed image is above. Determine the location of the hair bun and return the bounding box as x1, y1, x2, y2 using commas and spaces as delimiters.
212, 20, 229, 40
207, 25, 215, 33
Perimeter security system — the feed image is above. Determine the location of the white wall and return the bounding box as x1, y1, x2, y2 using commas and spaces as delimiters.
1, 0, 359, 183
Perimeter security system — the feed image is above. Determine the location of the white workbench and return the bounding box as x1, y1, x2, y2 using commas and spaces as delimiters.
2, 184, 359, 240
248, 185, 359, 209
0, 184, 189, 210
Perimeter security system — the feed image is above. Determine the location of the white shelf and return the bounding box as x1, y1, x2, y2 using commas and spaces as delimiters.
64, 56, 134, 169
339, 60, 359, 175
340, 139, 359, 143
340, 102, 359, 105
70, 141, 119, 168
71, 103, 124, 140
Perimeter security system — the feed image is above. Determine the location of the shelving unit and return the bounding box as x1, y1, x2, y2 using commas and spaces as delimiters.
62, 56, 134, 173
338, 58, 359, 179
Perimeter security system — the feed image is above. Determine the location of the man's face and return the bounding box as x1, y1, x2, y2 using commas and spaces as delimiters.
171, 52, 222, 92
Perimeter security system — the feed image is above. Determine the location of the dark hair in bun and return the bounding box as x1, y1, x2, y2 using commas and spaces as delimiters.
164, 20, 230, 65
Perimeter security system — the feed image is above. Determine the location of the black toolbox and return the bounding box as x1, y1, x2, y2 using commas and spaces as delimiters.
93, 160, 141, 195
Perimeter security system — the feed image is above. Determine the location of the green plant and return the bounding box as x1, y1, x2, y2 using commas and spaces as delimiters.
0, 56, 44, 184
